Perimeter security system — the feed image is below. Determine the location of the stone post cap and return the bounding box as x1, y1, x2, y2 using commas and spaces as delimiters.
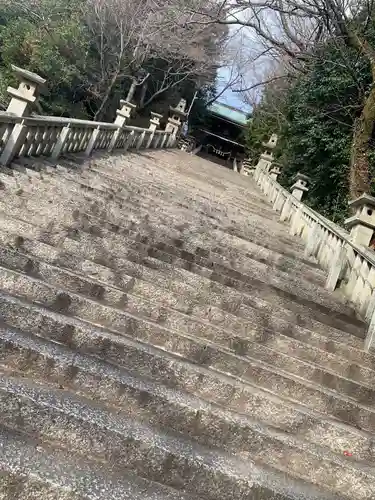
348, 193, 375, 210
170, 98, 188, 120
345, 193, 375, 231
11, 65, 46, 86
291, 182, 309, 192
260, 151, 274, 160
151, 111, 163, 119
294, 172, 310, 183
175, 98, 187, 113
6, 65, 46, 116
119, 100, 137, 109
262, 133, 278, 150
270, 165, 281, 173
292, 172, 310, 190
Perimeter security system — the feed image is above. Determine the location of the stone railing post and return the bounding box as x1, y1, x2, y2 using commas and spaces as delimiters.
108, 99, 136, 152
165, 99, 187, 147
51, 124, 70, 160
253, 133, 278, 180
146, 112, 162, 148
136, 130, 146, 150
273, 190, 285, 212
291, 173, 310, 201
344, 194, 375, 248
269, 165, 281, 181
149, 112, 162, 133
325, 241, 347, 291
241, 157, 253, 176
85, 125, 101, 156
0, 65, 46, 166
304, 222, 321, 257
161, 133, 170, 149
280, 195, 293, 222
290, 207, 303, 236
124, 130, 135, 151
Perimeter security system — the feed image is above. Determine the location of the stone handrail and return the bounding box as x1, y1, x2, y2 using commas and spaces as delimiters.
0, 113, 173, 165
254, 163, 375, 350
0, 65, 188, 165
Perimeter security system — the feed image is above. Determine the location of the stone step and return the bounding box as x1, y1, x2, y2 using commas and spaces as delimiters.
59, 161, 279, 224
43, 166, 325, 282
0, 149, 368, 498
0, 372, 372, 499
0, 289, 375, 436
1, 318, 373, 467
0, 173, 321, 293
5, 161, 328, 294
34, 165, 307, 276
0, 426, 198, 500
0, 242, 372, 388
0, 190, 359, 325
55, 222, 365, 327
0, 210, 365, 346
21, 155, 309, 263
44, 160, 311, 259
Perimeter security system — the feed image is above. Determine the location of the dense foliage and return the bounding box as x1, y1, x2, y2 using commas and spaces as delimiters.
246, 33, 375, 223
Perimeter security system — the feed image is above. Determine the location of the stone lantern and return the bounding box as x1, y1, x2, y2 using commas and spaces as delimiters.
149, 112, 163, 132
165, 99, 188, 145
255, 133, 278, 177
1, 65, 46, 165
262, 133, 278, 151
291, 173, 310, 201
113, 99, 137, 127
270, 165, 281, 181
344, 193, 375, 247
108, 98, 137, 152
6, 65, 46, 117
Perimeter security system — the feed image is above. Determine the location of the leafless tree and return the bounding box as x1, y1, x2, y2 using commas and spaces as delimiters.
86, 0, 227, 118
185, 0, 375, 197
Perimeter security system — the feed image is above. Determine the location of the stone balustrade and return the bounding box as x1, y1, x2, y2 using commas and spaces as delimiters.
0, 114, 173, 165
0, 65, 177, 166
253, 159, 375, 350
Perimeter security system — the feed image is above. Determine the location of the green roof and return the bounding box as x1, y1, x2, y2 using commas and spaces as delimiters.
208, 102, 249, 126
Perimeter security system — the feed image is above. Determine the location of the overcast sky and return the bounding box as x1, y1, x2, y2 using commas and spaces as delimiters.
216, 66, 249, 109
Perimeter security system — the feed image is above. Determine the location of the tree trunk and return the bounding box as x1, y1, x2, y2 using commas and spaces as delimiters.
139, 82, 148, 108
94, 71, 119, 121
126, 80, 137, 102
349, 83, 375, 198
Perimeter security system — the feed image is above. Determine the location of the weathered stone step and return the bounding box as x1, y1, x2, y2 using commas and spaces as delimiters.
43, 167, 325, 281
0, 210, 365, 345
1, 148, 368, 498
89, 153, 288, 223
0, 427, 199, 500
21, 155, 308, 263
36, 166, 308, 279
0, 243, 372, 388
0, 226, 367, 374
0, 189, 357, 324
44, 161, 310, 258
0, 373, 372, 499
62, 221, 363, 324
0, 286, 374, 435
68, 161, 279, 224
1, 318, 373, 468
8, 158, 328, 290
0, 177, 324, 305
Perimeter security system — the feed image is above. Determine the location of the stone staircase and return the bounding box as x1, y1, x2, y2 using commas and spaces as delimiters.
0, 149, 372, 499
